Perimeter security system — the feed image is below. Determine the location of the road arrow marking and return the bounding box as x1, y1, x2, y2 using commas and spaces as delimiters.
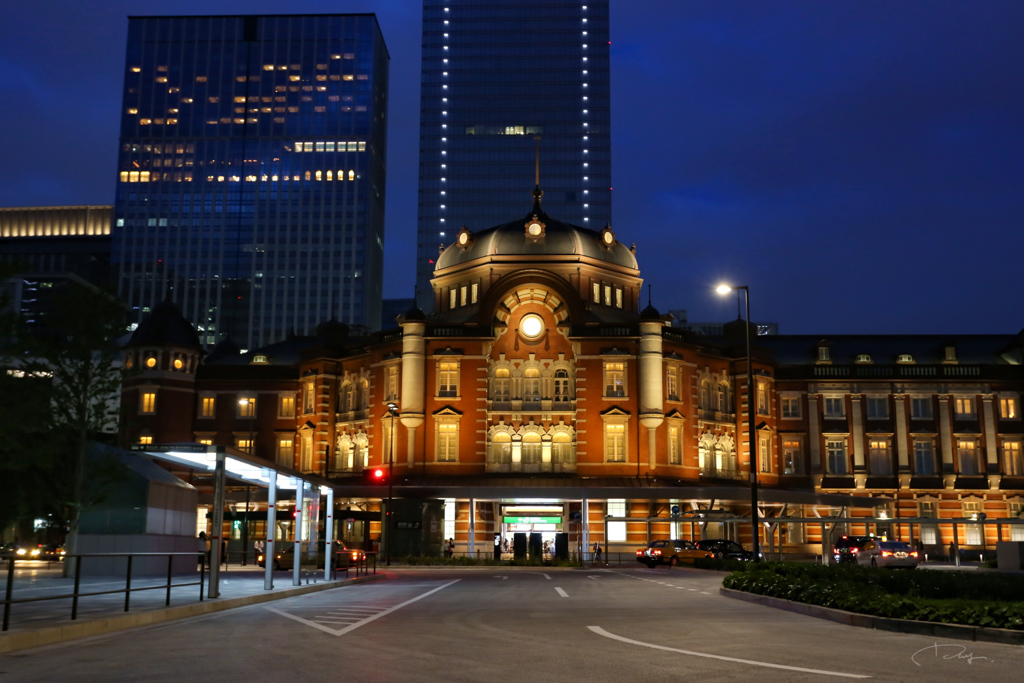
555, 587, 569, 598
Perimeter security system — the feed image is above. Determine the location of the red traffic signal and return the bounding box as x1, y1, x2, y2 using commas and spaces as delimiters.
366, 467, 387, 484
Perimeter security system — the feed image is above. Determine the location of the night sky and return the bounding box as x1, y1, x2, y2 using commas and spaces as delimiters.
2, 1, 1021, 334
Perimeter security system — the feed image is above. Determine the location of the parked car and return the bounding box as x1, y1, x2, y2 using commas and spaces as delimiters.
635, 539, 713, 568
694, 539, 758, 561
833, 535, 874, 564
856, 540, 920, 569
258, 541, 366, 570
36, 544, 65, 561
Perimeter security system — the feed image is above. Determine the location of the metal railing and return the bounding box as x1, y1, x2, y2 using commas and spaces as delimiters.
2, 552, 204, 632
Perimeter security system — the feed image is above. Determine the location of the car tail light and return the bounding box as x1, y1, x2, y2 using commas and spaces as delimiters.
652, 549, 661, 556
636, 550, 643, 556
851, 548, 859, 554
910, 551, 919, 557
351, 551, 358, 560
881, 551, 892, 557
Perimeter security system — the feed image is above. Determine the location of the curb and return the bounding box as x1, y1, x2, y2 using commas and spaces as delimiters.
0, 573, 385, 654
719, 587, 1024, 646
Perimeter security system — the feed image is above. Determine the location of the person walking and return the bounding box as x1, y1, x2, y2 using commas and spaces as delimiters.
197, 531, 207, 569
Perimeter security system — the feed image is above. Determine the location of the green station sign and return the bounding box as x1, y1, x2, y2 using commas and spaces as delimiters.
503, 516, 561, 525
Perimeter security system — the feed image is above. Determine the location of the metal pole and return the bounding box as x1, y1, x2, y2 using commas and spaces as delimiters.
468, 498, 476, 559
324, 487, 334, 581
166, 555, 173, 606
209, 450, 226, 598
265, 473, 276, 590
294, 483, 304, 586
242, 485, 250, 566
387, 405, 396, 566
124, 555, 133, 612
743, 286, 760, 562
71, 555, 82, 620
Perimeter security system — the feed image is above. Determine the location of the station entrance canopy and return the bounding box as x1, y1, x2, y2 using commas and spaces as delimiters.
131, 443, 335, 597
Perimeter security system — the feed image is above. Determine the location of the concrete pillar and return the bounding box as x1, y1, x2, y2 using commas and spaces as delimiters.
208, 450, 226, 598
293, 484, 304, 586
324, 487, 334, 581
468, 498, 476, 559
264, 474, 276, 590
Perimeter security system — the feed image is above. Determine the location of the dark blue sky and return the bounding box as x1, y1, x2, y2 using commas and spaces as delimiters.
1, 1, 1021, 334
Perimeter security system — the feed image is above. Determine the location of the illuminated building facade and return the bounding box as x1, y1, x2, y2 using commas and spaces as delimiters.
124, 193, 1024, 561
415, 0, 611, 310
112, 14, 389, 348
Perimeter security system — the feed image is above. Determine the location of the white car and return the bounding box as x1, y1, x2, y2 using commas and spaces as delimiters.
856, 540, 920, 568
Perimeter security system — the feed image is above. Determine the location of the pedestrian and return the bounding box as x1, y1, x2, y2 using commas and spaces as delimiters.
222, 539, 229, 567
593, 542, 602, 565
447, 538, 455, 558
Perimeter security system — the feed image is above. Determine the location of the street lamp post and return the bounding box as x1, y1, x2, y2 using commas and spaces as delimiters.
238, 397, 257, 566
385, 402, 399, 566
716, 284, 760, 562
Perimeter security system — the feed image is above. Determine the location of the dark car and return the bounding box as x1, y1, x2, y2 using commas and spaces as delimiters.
694, 539, 757, 561
833, 535, 873, 564
258, 541, 365, 570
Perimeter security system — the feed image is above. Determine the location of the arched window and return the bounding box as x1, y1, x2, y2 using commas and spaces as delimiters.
522, 433, 542, 463
491, 367, 510, 401
523, 367, 541, 401
335, 436, 352, 472
717, 383, 730, 412
552, 432, 574, 463
554, 369, 571, 402
354, 435, 368, 470
700, 380, 712, 411
489, 432, 512, 463
341, 382, 354, 412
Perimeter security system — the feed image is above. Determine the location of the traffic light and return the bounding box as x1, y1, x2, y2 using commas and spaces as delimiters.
366, 467, 387, 484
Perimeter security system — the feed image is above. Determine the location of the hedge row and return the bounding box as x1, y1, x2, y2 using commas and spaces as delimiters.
722, 563, 1024, 630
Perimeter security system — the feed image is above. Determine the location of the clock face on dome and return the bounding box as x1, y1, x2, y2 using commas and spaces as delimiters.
458, 231, 469, 245
528, 222, 543, 236
602, 230, 614, 245
520, 314, 544, 339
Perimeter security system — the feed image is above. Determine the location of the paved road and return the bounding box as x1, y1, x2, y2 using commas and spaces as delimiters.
2, 566, 1021, 682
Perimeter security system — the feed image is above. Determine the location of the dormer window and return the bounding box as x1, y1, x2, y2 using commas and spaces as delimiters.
855, 354, 872, 364
252, 354, 268, 365
944, 345, 957, 363
816, 343, 831, 363
897, 354, 914, 364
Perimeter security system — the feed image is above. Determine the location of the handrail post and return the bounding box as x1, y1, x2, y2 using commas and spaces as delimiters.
166, 554, 173, 606
199, 557, 205, 601
124, 555, 133, 612
71, 555, 82, 620
3, 556, 14, 631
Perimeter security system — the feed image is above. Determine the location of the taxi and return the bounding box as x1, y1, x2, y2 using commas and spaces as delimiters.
635, 539, 713, 568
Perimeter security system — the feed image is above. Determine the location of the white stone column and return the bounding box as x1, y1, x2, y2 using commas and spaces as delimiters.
400, 319, 426, 468
982, 395, 999, 470
638, 318, 665, 470
850, 395, 865, 471
894, 394, 909, 470
938, 395, 954, 468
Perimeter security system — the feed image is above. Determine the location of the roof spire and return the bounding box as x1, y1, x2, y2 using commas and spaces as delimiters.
532, 136, 543, 213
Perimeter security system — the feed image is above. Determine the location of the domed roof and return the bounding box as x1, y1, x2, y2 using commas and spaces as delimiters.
127, 299, 202, 348
435, 203, 638, 272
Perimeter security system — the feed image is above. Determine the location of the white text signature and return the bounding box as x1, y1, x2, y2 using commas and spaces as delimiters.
911, 642, 990, 666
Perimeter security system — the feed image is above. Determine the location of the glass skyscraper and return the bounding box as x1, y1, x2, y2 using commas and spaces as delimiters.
415, 0, 611, 310
112, 15, 389, 348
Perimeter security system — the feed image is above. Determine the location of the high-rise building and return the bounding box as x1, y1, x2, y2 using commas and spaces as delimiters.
112, 14, 389, 348
415, 0, 611, 310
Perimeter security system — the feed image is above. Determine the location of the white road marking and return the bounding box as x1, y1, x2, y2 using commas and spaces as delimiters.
265, 580, 461, 636
554, 587, 569, 598
587, 576, 600, 580
587, 627, 870, 678
495, 576, 508, 580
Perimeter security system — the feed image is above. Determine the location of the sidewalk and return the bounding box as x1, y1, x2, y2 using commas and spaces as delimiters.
1, 562, 382, 654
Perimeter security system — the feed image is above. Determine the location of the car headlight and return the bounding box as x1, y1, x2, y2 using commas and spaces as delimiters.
31, 549, 41, 556
16, 548, 26, 555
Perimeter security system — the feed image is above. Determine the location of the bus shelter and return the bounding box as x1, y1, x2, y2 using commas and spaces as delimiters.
131, 444, 334, 598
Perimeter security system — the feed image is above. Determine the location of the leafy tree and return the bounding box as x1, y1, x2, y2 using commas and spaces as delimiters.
0, 279, 129, 569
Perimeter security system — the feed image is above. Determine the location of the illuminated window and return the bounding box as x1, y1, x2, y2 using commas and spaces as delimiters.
471, 283, 478, 303
1001, 397, 1019, 419
1003, 440, 1023, 476
759, 434, 772, 473
668, 425, 681, 465
348, 170, 355, 181
438, 361, 459, 397
279, 395, 295, 418
200, 396, 215, 418
303, 383, 315, 413
276, 439, 294, 467
198, 439, 213, 446
781, 395, 800, 419
955, 397, 976, 417
868, 438, 892, 475
238, 396, 256, 418
604, 424, 626, 463
236, 438, 254, 454
826, 438, 848, 475
449, 289, 457, 309
604, 362, 625, 398
756, 381, 769, 415
665, 366, 679, 401
958, 438, 981, 475
603, 285, 611, 306
145, 356, 157, 368
782, 438, 803, 474
437, 422, 458, 462
491, 367, 510, 401
386, 366, 399, 401
140, 391, 156, 414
